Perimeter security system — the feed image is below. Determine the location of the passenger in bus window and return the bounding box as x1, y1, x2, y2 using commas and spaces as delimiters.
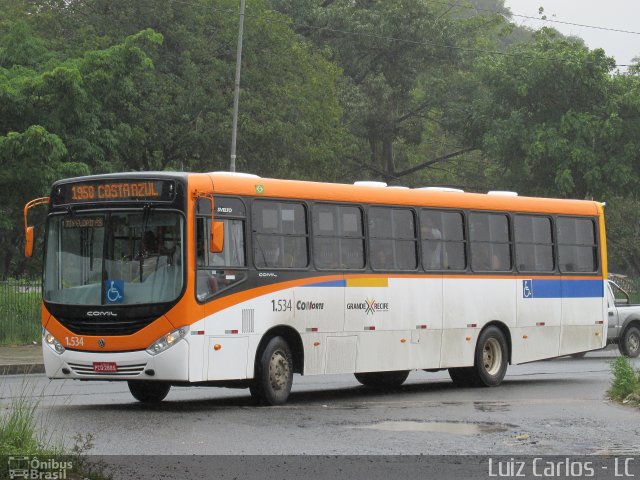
374, 247, 392, 270
142, 230, 158, 257
422, 216, 442, 269
135, 231, 167, 281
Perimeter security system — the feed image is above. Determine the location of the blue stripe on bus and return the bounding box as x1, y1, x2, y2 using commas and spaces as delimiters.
529, 279, 603, 298
302, 280, 346, 288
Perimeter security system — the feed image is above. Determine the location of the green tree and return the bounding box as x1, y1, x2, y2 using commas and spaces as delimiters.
0, 25, 163, 277
13, 0, 353, 179
458, 29, 636, 199
270, 0, 506, 183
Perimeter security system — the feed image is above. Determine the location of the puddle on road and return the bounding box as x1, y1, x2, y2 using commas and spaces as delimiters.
473, 401, 510, 412
359, 420, 508, 435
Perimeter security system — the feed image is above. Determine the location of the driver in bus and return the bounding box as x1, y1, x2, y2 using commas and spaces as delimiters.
136, 230, 166, 280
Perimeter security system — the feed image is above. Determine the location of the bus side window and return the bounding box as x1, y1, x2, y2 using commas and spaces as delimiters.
196, 198, 247, 301
253, 200, 309, 269
369, 207, 417, 271
420, 210, 466, 271
312, 204, 364, 270
557, 217, 598, 273
469, 212, 512, 272
514, 215, 554, 273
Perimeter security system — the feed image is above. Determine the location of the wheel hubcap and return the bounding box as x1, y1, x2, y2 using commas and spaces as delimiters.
483, 338, 502, 376
630, 333, 640, 353
268, 350, 290, 391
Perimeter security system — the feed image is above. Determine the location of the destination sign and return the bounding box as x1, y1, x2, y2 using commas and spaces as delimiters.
63, 217, 104, 229
54, 180, 175, 205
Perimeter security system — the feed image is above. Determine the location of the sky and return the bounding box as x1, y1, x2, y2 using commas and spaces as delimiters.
504, 0, 640, 68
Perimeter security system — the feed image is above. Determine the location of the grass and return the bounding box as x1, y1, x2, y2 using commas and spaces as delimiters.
0, 281, 41, 345
608, 356, 640, 407
0, 379, 110, 479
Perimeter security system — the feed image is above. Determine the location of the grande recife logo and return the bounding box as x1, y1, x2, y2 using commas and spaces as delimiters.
346, 298, 389, 315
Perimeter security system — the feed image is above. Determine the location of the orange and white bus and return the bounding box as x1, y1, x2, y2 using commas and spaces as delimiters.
24, 172, 607, 405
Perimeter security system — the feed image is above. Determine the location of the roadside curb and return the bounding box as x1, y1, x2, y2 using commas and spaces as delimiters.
0, 364, 45, 375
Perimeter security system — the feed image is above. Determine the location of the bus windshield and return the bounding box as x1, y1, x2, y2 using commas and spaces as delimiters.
44, 210, 184, 306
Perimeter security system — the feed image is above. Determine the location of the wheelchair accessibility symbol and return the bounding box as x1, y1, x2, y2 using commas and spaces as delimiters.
105, 280, 124, 304
523, 279, 534, 298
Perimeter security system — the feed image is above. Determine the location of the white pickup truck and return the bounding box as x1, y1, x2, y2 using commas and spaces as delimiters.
607, 280, 640, 358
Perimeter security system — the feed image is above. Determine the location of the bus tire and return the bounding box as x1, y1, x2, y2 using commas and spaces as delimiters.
354, 370, 410, 388
128, 380, 171, 403
470, 326, 508, 387
250, 336, 293, 406
448, 367, 475, 387
619, 325, 640, 358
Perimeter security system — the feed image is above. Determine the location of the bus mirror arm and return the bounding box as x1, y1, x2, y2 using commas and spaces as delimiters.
23, 197, 50, 257
211, 221, 224, 253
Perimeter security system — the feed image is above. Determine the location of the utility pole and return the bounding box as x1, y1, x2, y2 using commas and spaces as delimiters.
230, 0, 246, 172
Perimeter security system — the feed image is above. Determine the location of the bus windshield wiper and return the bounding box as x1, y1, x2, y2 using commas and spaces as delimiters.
139, 203, 154, 282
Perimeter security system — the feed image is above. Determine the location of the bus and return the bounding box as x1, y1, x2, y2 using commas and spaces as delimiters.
24, 172, 607, 405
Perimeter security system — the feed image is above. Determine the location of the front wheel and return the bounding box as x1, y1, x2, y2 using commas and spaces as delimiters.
250, 336, 294, 406
354, 370, 410, 388
619, 325, 640, 358
128, 380, 171, 403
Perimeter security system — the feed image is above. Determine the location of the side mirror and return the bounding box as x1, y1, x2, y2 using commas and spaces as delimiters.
25, 226, 34, 258
24, 196, 49, 258
210, 221, 224, 253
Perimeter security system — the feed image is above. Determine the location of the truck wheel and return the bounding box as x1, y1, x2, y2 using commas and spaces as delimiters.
128, 381, 170, 403
250, 336, 293, 406
619, 325, 640, 358
354, 370, 410, 388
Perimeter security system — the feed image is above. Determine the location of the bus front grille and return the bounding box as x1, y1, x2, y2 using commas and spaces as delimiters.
57, 317, 157, 336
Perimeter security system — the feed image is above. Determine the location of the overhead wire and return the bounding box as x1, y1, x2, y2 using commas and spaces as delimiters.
426, 0, 640, 36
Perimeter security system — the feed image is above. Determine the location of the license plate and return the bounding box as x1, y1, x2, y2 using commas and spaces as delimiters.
93, 362, 117, 373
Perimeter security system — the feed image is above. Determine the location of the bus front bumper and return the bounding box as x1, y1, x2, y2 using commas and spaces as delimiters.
42, 340, 189, 381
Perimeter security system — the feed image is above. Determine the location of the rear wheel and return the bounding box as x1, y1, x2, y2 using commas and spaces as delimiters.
449, 326, 508, 388
354, 370, 410, 388
250, 336, 293, 405
128, 381, 171, 403
473, 327, 508, 386
619, 325, 640, 358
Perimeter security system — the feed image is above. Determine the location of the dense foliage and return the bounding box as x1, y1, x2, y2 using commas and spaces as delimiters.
1, 0, 639, 277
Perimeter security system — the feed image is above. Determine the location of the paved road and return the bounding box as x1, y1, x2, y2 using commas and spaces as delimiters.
1, 347, 639, 456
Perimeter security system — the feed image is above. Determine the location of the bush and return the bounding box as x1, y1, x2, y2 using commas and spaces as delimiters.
608, 356, 640, 404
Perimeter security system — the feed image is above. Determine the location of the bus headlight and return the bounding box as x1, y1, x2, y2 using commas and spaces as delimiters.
146, 327, 188, 356
43, 329, 65, 355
